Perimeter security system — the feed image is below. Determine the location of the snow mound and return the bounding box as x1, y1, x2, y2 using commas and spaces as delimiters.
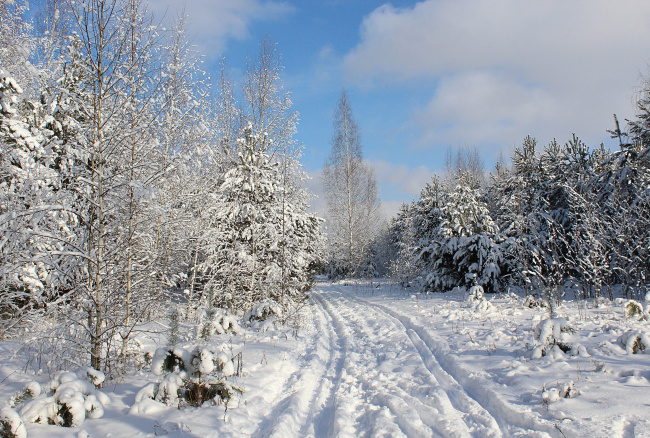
466, 285, 484, 301
19, 369, 110, 427
617, 330, 650, 354
247, 299, 280, 322
0, 406, 27, 438
542, 381, 580, 404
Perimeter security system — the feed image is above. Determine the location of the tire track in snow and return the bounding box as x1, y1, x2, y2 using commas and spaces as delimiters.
312, 290, 370, 437
317, 287, 490, 438
252, 297, 340, 438
303, 292, 347, 437
342, 289, 566, 438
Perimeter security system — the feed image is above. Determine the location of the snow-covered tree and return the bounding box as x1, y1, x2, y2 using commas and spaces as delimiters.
0, 70, 58, 333
388, 202, 419, 287
322, 90, 382, 278
419, 174, 503, 292
0, 0, 37, 89
199, 125, 321, 314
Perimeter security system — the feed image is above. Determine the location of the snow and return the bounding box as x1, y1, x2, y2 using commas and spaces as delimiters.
0, 405, 27, 438
1, 280, 650, 436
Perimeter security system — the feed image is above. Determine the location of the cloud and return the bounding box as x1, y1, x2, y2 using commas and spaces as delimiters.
371, 160, 434, 197
147, 0, 294, 57
343, 0, 650, 149
303, 168, 327, 216
381, 200, 405, 221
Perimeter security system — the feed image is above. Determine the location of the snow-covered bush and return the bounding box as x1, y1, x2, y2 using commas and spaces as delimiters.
151, 347, 236, 380
201, 309, 241, 341
523, 294, 547, 309
135, 345, 241, 410
542, 381, 580, 404
472, 298, 492, 312
617, 330, 650, 354
624, 300, 646, 320
0, 406, 26, 438
18, 369, 109, 427
530, 318, 574, 359
466, 285, 484, 301
247, 300, 281, 323
9, 381, 41, 408
466, 285, 493, 312
152, 347, 193, 376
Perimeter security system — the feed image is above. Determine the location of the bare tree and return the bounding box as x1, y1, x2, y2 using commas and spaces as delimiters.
241, 36, 298, 159
322, 90, 381, 277
445, 145, 485, 188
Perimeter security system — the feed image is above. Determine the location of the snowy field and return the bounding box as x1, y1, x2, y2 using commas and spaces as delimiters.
2, 280, 650, 437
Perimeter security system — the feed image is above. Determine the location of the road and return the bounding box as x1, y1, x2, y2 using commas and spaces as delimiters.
254, 283, 560, 438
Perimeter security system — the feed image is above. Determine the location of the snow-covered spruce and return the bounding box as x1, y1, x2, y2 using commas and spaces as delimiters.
617, 330, 650, 354
530, 317, 576, 359
466, 285, 493, 312
198, 124, 322, 312
623, 300, 647, 320
200, 309, 240, 340
9, 381, 41, 408
18, 369, 109, 427
134, 346, 240, 410
246, 299, 282, 330
466, 285, 484, 301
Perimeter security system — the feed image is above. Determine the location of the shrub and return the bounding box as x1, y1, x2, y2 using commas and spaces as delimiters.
523, 294, 547, 309
0, 406, 26, 438
617, 330, 650, 354
542, 381, 580, 404
624, 300, 646, 320
201, 309, 241, 341
19, 369, 109, 428
134, 345, 241, 410
246, 300, 280, 323
530, 318, 574, 359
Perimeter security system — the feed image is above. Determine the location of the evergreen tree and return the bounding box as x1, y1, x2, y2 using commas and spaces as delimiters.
419, 174, 502, 292
200, 125, 321, 313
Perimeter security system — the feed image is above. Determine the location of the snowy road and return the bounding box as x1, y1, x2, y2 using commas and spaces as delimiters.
255, 284, 557, 438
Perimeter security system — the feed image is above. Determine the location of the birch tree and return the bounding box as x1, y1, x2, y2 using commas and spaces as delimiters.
322, 90, 381, 277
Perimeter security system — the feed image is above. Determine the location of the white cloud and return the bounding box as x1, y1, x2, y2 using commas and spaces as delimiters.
381, 200, 405, 221
344, 0, 650, 149
147, 0, 294, 57
303, 168, 327, 217
371, 160, 434, 197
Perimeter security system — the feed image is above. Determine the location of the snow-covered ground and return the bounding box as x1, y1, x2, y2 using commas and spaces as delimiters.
2, 280, 650, 437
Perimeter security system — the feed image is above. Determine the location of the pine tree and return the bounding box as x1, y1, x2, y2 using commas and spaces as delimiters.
420, 174, 502, 292
200, 125, 321, 313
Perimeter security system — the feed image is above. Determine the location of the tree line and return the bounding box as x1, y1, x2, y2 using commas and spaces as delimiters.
389, 117, 650, 304
0, 0, 322, 371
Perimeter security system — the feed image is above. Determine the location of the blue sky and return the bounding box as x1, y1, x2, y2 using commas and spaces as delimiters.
97, 1, 650, 216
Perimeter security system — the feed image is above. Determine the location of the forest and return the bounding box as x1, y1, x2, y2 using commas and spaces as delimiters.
1, 0, 323, 371
2, 0, 650, 436
3, 0, 650, 373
